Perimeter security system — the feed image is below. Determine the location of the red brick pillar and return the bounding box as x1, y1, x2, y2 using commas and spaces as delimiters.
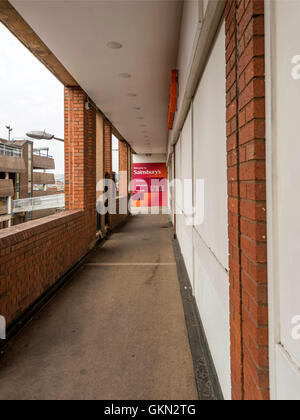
119, 141, 128, 174
64, 86, 96, 215
225, 0, 268, 400
119, 141, 128, 197
104, 120, 112, 175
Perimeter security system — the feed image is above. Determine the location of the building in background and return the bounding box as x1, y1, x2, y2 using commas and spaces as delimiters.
0, 139, 25, 228
0, 138, 62, 228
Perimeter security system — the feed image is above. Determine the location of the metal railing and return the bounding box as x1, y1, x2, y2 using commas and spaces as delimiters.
33, 149, 53, 159
0, 143, 23, 158
13, 194, 65, 213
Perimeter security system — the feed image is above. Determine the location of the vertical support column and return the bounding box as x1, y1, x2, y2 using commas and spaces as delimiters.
127, 147, 132, 210
173, 144, 176, 237
5, 172, 12, 228
64, 86, 97, 241
225, 0, 268, 400
86, 101, 97, 214
96, 113, 104, 203
103, 119, 112, 228
119, 141, 128, 197
65, 87, 84, 210
104, 120, 112, 175
226, 0, 243, 400
7, 195, 12, 228
128, 147, 132, 189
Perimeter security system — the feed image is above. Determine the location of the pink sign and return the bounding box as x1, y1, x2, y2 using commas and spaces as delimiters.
132, 163, 168, 207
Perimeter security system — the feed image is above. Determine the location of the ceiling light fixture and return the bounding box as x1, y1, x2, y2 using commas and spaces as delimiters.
107, 41, 123, 49
128, 93, 137, 97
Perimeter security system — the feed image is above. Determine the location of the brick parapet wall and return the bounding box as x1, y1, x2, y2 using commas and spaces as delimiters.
225, 0, 268, 400
0, 210, 93, 326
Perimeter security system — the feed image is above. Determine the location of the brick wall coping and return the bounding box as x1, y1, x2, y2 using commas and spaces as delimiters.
0, 210, 83, 250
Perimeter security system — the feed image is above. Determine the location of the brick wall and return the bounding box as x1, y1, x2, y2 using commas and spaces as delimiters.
109, 197, 128, 230
0, 211, 91, 325
225, 0, 268, 400
65, 87, 96, 212
119, 141, 128, 174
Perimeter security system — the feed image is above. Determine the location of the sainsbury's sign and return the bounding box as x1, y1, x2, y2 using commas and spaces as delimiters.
132, 163, 167, 180
133, 169, 162, 176
132, 163, 168, 207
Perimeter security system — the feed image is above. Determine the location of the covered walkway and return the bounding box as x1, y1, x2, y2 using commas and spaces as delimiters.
0, 0, 282, 401
0, 215, 202, 400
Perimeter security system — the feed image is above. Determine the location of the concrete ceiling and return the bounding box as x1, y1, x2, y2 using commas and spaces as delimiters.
11, 0, 183, 154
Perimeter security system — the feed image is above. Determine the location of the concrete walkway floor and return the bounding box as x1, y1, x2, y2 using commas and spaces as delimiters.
0, 215, 198, 400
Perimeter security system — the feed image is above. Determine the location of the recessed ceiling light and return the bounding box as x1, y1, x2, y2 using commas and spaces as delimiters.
133, 107, 141, 110
128, 93, 137, 97
119, 73, 132, 78
107, 41, 123, 49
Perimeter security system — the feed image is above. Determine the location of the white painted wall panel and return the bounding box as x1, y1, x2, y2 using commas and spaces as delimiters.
192, 21, 230, 399
266, 0, 300, 399
271, 0, 300, 368
171, 19, 230, 399
275, 345, 300, 400
180, 109, 194, 283
175, 138, 183, 248
176, 0, 200, 116
193, 21, 228, 270
171, 154, 175, 224
193, 229, 230, 399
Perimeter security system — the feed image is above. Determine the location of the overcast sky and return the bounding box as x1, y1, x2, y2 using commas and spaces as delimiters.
0, 23, 65, 174
0, 23, 120, 176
